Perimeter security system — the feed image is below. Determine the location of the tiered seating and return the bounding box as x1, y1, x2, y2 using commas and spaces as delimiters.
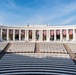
7, 42, 35, 53
0, 53, 76, 74
0, 42, 8, 52
67, 43, 76, 53
39, 43, 67, 53
0, 42, 76, 74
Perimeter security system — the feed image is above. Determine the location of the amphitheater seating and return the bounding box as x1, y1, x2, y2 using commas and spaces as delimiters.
0, 53, 76, 75
67, 43, 76, 53
0, 42, 8, 52
7, 42, 35, 53
39, 43, 67, 53
0, 42, 76, 74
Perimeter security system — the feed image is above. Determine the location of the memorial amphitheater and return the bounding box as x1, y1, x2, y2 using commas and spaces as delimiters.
0, 25, 76, 75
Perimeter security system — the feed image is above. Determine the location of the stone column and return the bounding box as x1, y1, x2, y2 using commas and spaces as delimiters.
19, 29, 21, 41
0, 29, 1, 41
73, 29, 75, 41
39, 30, 43, 42
7, 29, 9, 41
60, 29, 62, 42
0, 29, 2, 41
25, 30, 26, 41
54, 30, 56, 41
32, 30, 36, 42
13, 29, 15, 41
26, 30, 28, 41
47, 30, 50, 41
66, 29, 69, 41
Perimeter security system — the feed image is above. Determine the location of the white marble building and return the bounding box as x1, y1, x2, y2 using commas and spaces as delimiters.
0, 25, 76, 42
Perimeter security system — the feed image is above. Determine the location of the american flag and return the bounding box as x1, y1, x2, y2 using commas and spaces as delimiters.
21, 31, 25, 35
62, 29, 66, 35
57, 30, 60, 35
15, 30, 19, 34
69, 29, 73, 35
9, 30, 13, 34
51, 30, 54, 35
37, 30, 39, 35
3, 29, 7, 34
43, 30, 46, 35
29, 31, 32, 35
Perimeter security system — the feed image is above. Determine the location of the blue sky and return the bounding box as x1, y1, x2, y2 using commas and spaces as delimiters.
0, 0, 76, 26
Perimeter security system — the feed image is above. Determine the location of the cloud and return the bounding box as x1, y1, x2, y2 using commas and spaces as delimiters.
59, 16, 76, 25
52, 2, 76, 25
0, 16, 4, 19
26, 2, 76, 25
0, 0, 76, 26
25, 0, 36, 7
0, 16, 4, 24
6, 0, 18, 9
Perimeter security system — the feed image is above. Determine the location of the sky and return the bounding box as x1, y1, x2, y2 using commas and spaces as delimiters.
0, 0, 76, 26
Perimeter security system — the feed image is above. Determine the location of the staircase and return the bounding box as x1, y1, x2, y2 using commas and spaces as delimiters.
0, 53, 76, 75
63, 43, 76, 64
34, 43, 40, 53
0, 43, 11, 59
0, 43, 76, 74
